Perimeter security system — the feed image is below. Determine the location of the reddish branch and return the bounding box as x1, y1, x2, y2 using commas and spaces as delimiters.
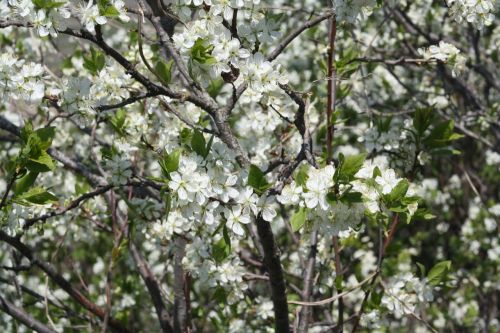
326, 18, 337, 164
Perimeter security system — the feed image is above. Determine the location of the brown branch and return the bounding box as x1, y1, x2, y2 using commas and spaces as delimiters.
0, 294, 58, 333
255, 214, 290, 333
158, 99, 218, 135
96, 92, 160, 112
267, 11, 334, 62
0, 170, 18, 210
22, 185, 114, 229
129, 242, 174, 333
348, 57, 432, 66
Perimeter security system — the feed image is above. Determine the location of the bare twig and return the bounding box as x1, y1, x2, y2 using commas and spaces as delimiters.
289, 271, 377, 306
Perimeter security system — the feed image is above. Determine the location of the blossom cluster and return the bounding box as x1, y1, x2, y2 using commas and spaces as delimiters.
418, 41, 467, 77
3, 0, 129, 35
446, 0, 496, 30
381, 273, 434, 318
334, 0, 377, 24
0, 51, 45, 102
172, 7, 286, 97
277, 158, 417, 237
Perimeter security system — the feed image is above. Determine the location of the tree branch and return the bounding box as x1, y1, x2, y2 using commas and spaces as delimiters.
0, 231, 134, 333
0, 294, 58, 333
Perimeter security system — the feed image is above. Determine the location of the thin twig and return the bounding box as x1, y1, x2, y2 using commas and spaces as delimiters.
289, 271, 377, 306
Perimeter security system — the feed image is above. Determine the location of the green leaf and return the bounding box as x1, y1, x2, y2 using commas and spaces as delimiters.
326, 192, 337, 203
369, 290, 383, 308
14, 171, 39, 196
158, 149, 181, 176
18, 187, 58, 204
388, 205, 408, 213
413, 208, 436, 221
32, 0, 66, 9
191, 130, 207, 157
20, 122, 34, 143
424, 120, 461, 148
180, 128, 192, 145
294, 164, 309, 187
416, 262, 426, 277
109, 109, 128, 136
213, 227, 231, 263
212, 286, 227, 304
335, 275, 343, 290
427, 260, 451, 286
340, 191, 363, 203
248, 165, 271, 194
97, 0, 119, 17
205, 135, 214, 158
207, 78, 224, 98
34, 127, 56, 150
83, 48, 105, 74
154, 59, 174, 85
26, 151, 56, 172
387, 179, 409, 203
190, 38, 216, 65
413, 108, 433, 136
101, 145, 119, 160
290, 207, 307, 232
448, 133, 464, 141
338, 153, 367, 181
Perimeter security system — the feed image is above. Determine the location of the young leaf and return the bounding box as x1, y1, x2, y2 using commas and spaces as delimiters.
294, 164, 309, 187
14, 171, 39, 195
427, 260, 451, 286
290, 207, 307, 232
416, 262, 426, 277
18, 187, 58, 204
340, 191, 363, 204
213, 227, 231, 263
154, 59, 174, 85
191, 130, 207, 157
413, 108, 433, 136
26, 151, 56, 172
32, 0, 65, 9
207, 78, 224, 98
387, 179, 409, 202
248, 165, 271, 194
83, 48, 105, 74
338, 153, 367, 180
424, 120, 462, 148
158, 149, 181, 176
34, 127, 56, 150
